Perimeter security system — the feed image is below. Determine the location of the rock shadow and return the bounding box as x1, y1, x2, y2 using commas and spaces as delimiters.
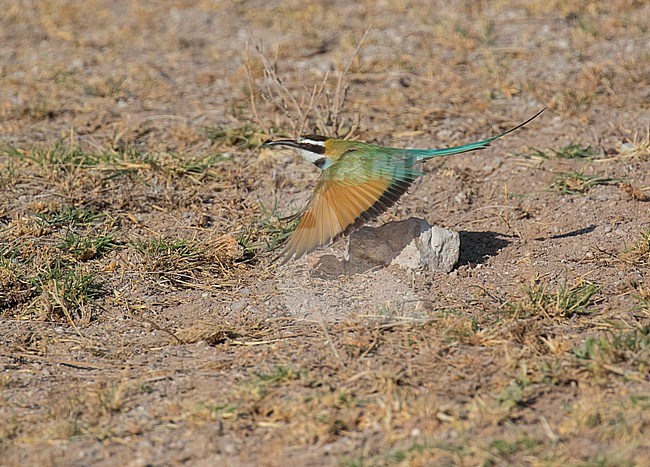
540, 224, 597, 240
457, 231, 512, 267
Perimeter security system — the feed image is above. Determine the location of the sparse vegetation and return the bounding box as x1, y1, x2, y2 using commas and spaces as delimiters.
519, 144, 599, 160
508, 280, 600, 319
1, 143, 231, 180
617, 128, 650, 161
37, 206, 102, 228
57, 231, 117, 260
129, 237, 234, 288
1, 1, 649, 465
29, 259, 104, 322
204, 123, 267, 149
553, 144, 599, 159
238, 199, 301, 259
623, 229, 650, 266
0, 211, 112, 319
573, 327, 649, 375
549, 171, 618, 195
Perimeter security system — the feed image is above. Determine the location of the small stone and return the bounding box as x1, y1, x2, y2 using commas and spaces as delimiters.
230, 300, 247, 313
454, 191, 469, 204
346, 217, 460, 273
311, 254, 345, 279
223, 443, 237, 455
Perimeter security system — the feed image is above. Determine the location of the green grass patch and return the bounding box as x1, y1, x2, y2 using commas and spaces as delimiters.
386, 441, 432, 463
6, 140, 114, 167
168, 153, 230, 176
497, 377, 533, 409
37, 206, 103, 228
29, 258, 104, 321
623, 229, 650, 266
508, 280, 599, 319
488, 435, 542, 458
130, 237, 215, 288
238, 199, 300, 259
131, 237, 201, 263
245, 366, 301, 401
126, 234, 240, 290
1, 142, 229, 179
204, 123, 267, 149
552, 144, 599, 159
517, 144, 599, 160
57, 232, 117, 261
0, 207, 114, 317
549, 171, 618, 195
33, 206, 119, 261
252, 366, 300, 386
573, 326, 650, 375
186, 401, 239, 423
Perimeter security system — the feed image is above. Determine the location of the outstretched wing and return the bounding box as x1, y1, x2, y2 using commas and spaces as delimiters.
279, 148, 420, 263
278, 108, 546, 262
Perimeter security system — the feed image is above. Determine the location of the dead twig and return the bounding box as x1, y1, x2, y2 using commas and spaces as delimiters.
2, 352, 123, 370
246, 28, 370, 137
319, 317, 346, 369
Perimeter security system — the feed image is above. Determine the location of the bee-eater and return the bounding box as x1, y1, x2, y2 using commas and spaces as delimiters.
266, 108, 545, 263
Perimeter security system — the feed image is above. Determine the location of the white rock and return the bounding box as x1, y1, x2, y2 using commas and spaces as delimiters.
345, 217, 459, 273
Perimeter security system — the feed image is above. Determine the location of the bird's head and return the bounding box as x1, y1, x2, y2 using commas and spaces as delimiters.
265, 134, 330, 169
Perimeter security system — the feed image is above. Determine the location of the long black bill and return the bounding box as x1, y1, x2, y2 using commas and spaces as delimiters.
264, 139, 326, 155
264, 140, 301, 148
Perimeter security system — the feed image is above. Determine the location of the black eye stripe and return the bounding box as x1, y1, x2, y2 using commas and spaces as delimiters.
301, 143, 326, 154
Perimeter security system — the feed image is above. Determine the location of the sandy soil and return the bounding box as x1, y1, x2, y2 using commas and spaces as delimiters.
1, 1, 649, 465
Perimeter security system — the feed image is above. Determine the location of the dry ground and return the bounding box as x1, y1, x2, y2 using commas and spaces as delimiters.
1, 1, 649, 465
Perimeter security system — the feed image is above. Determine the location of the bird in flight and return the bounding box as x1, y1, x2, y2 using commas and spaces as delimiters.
266, 108, 545, 263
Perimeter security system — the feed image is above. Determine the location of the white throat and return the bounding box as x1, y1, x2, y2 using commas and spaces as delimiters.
294, 137, 326, 164
296, 148, 323, 164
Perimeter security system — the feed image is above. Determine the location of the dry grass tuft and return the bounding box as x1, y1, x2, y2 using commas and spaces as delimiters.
517, 144, 600, 160
617, 128, 650, 161
622, 230, 650, 267
128, 236, 240, 290
176, 311, 273, 346
573, 326, 649, 377
36, 378, 135, 444
244, 29, 369, 138
549, 171, 618, 195
0, 261, 32, 311
632, 283, 650, 313
618, 182, 650, 202
507, 279, 600, 320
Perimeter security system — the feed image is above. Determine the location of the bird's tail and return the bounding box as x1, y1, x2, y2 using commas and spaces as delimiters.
408, 108, 545, 161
